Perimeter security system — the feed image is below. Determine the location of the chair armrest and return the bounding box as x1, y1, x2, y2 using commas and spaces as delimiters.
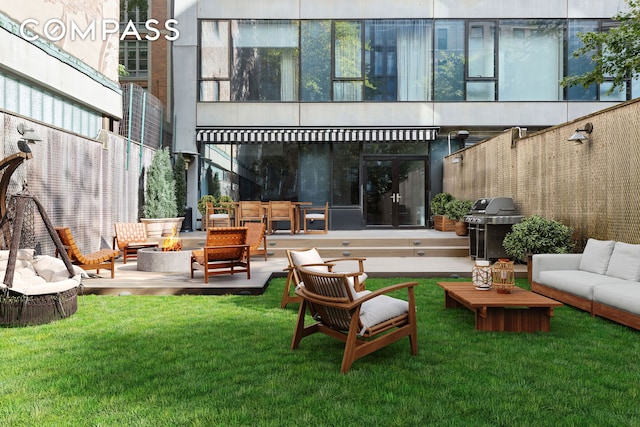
325, 257, 366, 273
347, 281, 418, 307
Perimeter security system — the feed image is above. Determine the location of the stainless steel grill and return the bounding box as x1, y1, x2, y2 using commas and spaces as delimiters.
464, 197, 523, 260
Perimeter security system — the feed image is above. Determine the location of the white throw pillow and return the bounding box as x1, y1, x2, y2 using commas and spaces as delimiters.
605, 242, 640, 281
290, 248, 324, 267
578, 238, 615, 274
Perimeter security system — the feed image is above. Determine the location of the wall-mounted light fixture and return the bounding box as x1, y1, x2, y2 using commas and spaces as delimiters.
17, 123, 42, 143
447, 130, 469, 155
452, 154, 463, 164
567, 122, 593, 144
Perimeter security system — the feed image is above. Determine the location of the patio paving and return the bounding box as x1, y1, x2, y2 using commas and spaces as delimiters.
80, 229, 527, 295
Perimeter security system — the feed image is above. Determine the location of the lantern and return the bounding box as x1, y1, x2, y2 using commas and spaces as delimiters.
472, 260, 492, 290
492, 259, 515, 294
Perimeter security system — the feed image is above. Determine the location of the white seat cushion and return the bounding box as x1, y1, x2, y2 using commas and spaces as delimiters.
306, 214, 325, 220
359, 295, 408, 334
209, 213, 230, 219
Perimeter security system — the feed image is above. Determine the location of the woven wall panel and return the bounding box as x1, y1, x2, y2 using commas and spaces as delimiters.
444, 99, 640, 249
1, 114, 156, 256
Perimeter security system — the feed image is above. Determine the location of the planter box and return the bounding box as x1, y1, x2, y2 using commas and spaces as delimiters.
433, 215, 456, 232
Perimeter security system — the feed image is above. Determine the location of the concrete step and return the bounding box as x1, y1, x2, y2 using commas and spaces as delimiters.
177, 231, 470, 258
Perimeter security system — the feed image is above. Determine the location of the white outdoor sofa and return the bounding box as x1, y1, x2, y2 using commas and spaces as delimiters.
530, 238, 640, 330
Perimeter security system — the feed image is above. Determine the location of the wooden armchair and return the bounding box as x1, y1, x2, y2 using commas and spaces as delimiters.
190, 227, 250, 283
54, 227, 120, 278
303, 202, 329, 234
281, 247, 367, 309
113, 222, 158, 264
237, 201, 264, 226
267, 200, 295, 235
292, 266, 418, 373
204, 201, 232, 228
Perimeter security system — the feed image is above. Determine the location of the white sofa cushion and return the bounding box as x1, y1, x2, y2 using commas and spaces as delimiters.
578, 238, 616, 274
593, 283, 640, 316
537, 270, 632, 300
605, 242, 640, 281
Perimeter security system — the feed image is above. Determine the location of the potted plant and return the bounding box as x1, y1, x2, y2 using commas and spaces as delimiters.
430, 192, 456, 231
141, 147, 183, 237
444, 199, 473, 236
503, 215, 574, 262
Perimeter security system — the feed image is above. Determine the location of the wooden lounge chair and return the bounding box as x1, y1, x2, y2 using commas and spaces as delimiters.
245, 221, 267, 261
113, 222, 158, 264
190, 227, 250, 283
54, 227, 120, 278
292, 266, 418, 373
281, 247, 367, 309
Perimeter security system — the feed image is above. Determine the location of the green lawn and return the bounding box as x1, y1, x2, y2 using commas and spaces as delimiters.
1, 277, 639, 426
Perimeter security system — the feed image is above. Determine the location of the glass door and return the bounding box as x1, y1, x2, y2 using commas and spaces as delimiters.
364, 156, 427, 228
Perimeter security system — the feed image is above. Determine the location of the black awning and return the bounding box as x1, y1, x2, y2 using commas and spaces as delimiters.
196, 127, 439, 144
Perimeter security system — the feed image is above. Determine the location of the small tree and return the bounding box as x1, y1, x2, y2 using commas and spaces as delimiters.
561, 1, 640, 94
211, 172, 221, 198
143, 147, 178, 218
173, 154, 187, 210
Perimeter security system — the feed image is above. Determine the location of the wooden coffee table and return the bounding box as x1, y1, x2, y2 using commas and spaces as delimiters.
436, 282, 563, 332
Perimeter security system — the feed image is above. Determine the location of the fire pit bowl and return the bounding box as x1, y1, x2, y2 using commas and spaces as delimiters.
137, 247, 191, 273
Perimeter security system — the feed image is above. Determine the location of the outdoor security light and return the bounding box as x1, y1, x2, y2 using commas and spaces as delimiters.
568, 122, 593, 144
17, 123, 42, 142
447, 130, 470, 154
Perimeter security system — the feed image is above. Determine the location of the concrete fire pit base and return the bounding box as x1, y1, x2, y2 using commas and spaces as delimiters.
137, 248, 192, 273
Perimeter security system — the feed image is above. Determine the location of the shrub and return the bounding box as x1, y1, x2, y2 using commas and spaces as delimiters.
503, 215, 574, 260
430, 192, 454, 216
143, 147, 178, 218
197, 195, 216, 217
444, 199, 473, 222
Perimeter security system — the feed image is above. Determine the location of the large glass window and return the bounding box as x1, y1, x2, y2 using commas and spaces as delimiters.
499, 20, 564, 101
332, 144, 360, 206
200, 21, 230, 102
301, 21, 332, 101
334, 21, 363, 101
119, 40, 148, 78
231, 20, 299, 101
467, 21, 496, 101
365, 19, 432, 101
434, 20, 465, 101
567, 20, 598, 101
198, 18, 627, 103
236, 144, 299, 201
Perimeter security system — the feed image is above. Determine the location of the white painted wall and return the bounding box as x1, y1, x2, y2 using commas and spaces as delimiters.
0, 27, 121, 119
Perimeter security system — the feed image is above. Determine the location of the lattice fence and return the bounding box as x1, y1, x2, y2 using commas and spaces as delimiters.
444, 98, 640, 250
